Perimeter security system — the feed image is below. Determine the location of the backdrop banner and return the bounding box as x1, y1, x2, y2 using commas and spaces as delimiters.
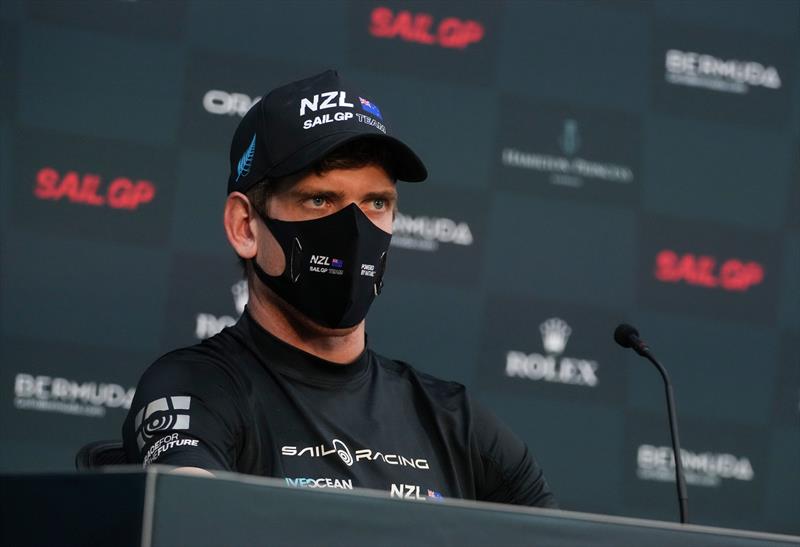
0, 0, 797, 535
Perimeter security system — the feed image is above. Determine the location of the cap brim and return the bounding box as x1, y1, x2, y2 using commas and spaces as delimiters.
266, 131, 428, 182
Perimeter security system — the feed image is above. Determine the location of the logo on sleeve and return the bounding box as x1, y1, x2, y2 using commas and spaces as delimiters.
143, 433, 200, 467
134, 395, 192, 450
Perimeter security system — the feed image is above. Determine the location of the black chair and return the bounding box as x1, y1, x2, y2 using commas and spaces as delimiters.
75, 440, 127, 470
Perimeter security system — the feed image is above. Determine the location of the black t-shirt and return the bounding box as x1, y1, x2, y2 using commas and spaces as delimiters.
122, 308, 557, 507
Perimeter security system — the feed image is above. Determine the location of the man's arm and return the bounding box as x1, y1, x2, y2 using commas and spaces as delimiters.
470, 397, 558, 508
171, 467, 216, 477
122, 351, 244, 472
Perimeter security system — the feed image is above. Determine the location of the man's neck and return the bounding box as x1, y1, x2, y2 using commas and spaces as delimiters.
246, 285, 366, 365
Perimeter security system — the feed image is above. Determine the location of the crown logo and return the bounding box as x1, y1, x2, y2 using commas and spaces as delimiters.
540, 317, 572, 355
231, 280, 249, 315
558, 119, 580, 156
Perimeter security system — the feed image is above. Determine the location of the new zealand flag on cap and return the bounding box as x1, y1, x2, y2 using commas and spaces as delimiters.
359, 97, 382, 120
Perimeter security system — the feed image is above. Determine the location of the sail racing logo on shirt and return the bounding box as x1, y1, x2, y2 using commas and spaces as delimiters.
195, 280, 249, 339
505, 318, 599, 387
281, 438, 430, 470
391, 212, 474, 252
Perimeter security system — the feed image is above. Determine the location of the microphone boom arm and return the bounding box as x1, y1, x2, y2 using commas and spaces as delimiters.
643, 349, 689, 524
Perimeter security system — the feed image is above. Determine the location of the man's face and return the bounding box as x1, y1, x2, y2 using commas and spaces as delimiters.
252, 163, 396, 281
246, 163, 396, 333
264, 164, 396, 232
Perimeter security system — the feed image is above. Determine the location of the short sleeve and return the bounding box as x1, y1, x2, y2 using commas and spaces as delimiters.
122, 350, 245, 471
470, 397, 558, 508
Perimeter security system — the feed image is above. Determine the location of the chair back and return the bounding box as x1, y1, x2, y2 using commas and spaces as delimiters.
75, 440, 127, 470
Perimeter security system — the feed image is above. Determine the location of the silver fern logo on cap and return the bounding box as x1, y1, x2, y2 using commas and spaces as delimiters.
236, 134, 256, 181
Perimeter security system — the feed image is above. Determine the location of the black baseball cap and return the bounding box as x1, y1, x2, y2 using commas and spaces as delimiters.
227, 69, 427, 194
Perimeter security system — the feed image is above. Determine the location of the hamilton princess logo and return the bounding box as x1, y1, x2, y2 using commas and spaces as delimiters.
505, 318, 598, 387
557, 119, 580, 156
501, 117, 634, 188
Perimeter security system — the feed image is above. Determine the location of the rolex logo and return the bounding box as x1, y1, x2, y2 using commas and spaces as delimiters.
557, 119, 580, 156
231, 280, 249, 315
540, 318, 572, 355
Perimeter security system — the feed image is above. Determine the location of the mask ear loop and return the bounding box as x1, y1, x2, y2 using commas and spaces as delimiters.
250, 197, 302, 284
290, 237, 303, 283
374, 252, 387, 296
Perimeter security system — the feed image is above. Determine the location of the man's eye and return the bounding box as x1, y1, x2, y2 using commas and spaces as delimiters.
373, 199, 386, 210
310, 196, 326, 207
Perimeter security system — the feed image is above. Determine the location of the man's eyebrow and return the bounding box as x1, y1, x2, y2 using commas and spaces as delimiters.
362, 190, 398, 201
288, 188, 345, 200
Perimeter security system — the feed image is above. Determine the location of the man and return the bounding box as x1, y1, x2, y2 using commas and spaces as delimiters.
122, 70, 556, 507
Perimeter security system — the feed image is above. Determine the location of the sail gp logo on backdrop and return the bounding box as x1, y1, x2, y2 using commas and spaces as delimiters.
281, 438, 430, 470
654, 250, 764, 292
195, 280, 248, 339
391, 212, 474, 252
368, 6, 484, 49
33, 167, 156, 210
505, 318, 599, 387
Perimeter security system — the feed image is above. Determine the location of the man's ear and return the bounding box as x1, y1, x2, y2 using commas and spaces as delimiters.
224, 192, 258, 261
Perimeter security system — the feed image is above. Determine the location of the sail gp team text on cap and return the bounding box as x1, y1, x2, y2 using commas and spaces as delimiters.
300, 91, 386, 133
227, 69, 427, 195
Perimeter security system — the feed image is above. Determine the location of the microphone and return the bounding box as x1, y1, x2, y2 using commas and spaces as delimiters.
614, 323, 689, 524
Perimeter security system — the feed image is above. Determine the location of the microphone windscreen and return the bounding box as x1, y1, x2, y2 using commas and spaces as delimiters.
614, 323, 639, 348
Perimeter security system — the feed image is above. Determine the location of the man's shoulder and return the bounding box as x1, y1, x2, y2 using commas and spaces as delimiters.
371, 351, 469, 403
141, 327, 248, 385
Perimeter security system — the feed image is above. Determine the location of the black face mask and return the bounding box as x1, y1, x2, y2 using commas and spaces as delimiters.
251, 203, 391, 329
